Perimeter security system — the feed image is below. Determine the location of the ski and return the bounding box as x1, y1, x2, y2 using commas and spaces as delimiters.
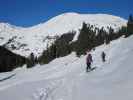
87, 67, 97, 72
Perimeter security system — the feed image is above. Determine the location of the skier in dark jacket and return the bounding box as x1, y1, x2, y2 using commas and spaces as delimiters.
101, 51, 106, 62
86, 53, 93, 72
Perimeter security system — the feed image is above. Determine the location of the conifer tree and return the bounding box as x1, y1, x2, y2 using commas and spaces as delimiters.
127, 14, 133, 37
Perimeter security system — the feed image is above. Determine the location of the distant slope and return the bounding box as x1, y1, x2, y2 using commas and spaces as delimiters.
0, 12, 127, 57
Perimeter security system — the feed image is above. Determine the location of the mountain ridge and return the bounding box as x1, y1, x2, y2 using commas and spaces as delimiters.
0, 12, 127, 57
0, 12, 127, 28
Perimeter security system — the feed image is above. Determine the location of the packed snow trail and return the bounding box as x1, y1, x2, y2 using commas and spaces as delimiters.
0, 36, 133, 100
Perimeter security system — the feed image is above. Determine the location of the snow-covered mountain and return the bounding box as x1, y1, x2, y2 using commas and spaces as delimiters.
0, 12, 127, 57
0, 34, 133, 100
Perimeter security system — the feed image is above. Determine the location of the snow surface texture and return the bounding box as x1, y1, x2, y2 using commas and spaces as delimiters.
0, 12, 127, 57
0, 35, 133, 100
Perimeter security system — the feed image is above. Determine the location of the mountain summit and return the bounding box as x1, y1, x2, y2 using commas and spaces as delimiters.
0, 12, 127, 57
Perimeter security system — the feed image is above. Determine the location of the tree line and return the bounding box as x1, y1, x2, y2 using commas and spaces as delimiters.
39, 14, 133, 63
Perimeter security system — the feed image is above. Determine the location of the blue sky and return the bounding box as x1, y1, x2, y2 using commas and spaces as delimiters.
0, 0, 132, 27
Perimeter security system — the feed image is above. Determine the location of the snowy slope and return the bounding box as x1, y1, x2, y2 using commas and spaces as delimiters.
0, 12, 127, 57
0, 35, 133, 100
